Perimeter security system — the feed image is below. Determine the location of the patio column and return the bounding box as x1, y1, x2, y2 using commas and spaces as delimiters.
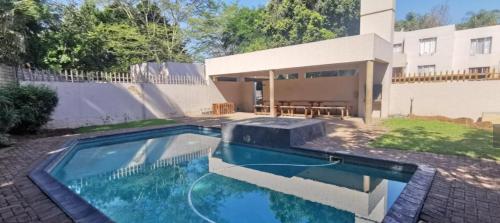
363, 175, 370, 192
365, 61, 374, 124
269, 70, 276, 117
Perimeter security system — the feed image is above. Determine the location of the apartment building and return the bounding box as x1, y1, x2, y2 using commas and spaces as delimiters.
393, 24, 500, 76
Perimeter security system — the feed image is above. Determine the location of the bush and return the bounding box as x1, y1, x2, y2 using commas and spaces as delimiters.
0, 94, 18, 133
0, 94, 19, 146
0, 84, 58, 134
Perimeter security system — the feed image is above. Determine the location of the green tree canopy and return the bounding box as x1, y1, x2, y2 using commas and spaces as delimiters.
0, 0, 51, 65
190, 0, 360, 58
263, 0, 336, 47
40, 0, 191, 71
457, 9, 500, 30
2, 0, 363, 67
395, 4, 450, 31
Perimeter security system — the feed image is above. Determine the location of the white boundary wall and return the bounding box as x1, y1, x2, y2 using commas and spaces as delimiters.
390, 80, 500, 121
21, 81, 226, 129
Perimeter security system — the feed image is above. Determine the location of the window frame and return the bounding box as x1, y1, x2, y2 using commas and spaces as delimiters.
305, 69, 357, 79
392, 67, 405, 77
215, 76, 239, 82
419, 37, 437, 56
393, 43, 404, 53
417, 65, 436, 75
275, 73, 299, 80
469, 67, 490, 74
470, 37, 492, 55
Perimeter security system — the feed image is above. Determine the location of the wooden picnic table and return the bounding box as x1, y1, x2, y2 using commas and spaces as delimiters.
311, 100, 350, 118
258, 100, 351, 118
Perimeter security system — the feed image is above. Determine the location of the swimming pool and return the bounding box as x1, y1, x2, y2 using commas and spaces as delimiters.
30, 125, 435, 223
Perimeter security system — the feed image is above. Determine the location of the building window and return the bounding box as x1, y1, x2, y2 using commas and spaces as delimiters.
393, 43, 404, 53
215, 76, 239, 82
470, 37, 492, 55
305, 69, 357, 79
419, 37, 437, 56
276, 73, 298, 80
469, 67, 490, 74
417, 65, 436, 74
392, 67, 405, 77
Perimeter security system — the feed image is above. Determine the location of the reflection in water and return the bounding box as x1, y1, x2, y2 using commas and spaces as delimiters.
51, 132, 410, 223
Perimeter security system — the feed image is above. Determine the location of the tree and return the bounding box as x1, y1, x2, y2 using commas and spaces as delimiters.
189, 0, 359, 59
2, 0, 364, 67
187, 0, 229, 59
41, 0, 192, 71
110, 0, 191, 64
312, 0, 360, 36
263, 0, 335, 48
0, 0, 50, 65
221, 5, 266, 54
395, 4, 450, 31
458, 10, 500, 30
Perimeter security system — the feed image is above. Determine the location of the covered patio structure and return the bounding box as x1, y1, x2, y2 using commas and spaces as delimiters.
205, 0, 395, 123
205, 34, 393, 123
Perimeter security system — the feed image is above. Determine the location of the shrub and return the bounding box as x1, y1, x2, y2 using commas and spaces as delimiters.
0, 84, 58, 134
0, 94, 18, 133
0, 94, 19, 146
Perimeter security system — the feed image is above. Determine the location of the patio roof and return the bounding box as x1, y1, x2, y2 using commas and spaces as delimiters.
205, 33, 392, 76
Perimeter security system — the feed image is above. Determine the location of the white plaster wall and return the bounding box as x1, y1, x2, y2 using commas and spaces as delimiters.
21, 81, 226, 129
452, 25, 500, 71
394, 25, 456, 73
390, 80, 500, 120
205, 34, 392, 76
394, 25, 500, 72
142, 83, 226, 118
360, 0, 395, 42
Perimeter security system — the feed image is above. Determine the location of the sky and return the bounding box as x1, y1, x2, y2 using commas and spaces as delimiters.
226, 0, 500, 24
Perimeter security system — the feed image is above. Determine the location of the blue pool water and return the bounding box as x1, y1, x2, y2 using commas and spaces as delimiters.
50, 127, 412, 223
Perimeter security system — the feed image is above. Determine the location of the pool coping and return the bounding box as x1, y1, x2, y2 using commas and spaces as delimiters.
29, 124, 435, 223
28, 125, 221, 223
323, 151, 435, 223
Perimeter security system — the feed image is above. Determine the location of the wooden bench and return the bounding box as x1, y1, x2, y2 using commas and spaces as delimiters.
254, 104, 271, 114
311, 106, 349, 119
280, 105, 308, 117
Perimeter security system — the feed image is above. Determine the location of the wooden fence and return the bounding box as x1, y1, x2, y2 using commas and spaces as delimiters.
17, 66, 207, 85
393, 69, 500, 83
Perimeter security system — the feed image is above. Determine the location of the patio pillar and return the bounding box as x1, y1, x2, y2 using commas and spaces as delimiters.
269, 70, 276, 117
365, 61, 374, 124
363, 175, 370, 192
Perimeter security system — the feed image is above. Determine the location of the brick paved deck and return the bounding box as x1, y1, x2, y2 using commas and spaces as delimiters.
0, 113, 499, 223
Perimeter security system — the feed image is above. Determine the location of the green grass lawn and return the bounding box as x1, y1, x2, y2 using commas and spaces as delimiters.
77, 119, 176, 133
370, 118, 498, 161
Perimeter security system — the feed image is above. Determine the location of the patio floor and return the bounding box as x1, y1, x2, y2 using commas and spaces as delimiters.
0, 113, 499, 223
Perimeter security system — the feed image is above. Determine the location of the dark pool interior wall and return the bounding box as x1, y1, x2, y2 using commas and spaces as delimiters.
221, 118, 326, 148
